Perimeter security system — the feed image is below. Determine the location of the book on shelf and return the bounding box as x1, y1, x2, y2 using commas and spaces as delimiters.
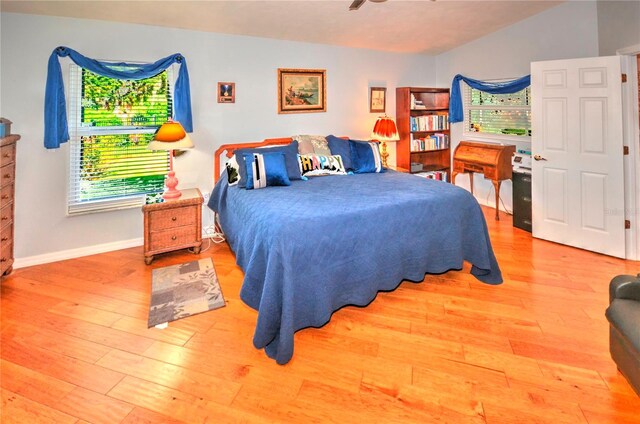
410, 133, 450, 152
414, 170, 448, 182
409, 114, 449, 132
410, 94, 427, 110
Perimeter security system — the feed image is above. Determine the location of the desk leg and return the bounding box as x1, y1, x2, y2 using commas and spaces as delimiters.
492, 180, 501, 220
452, 172, 475, 195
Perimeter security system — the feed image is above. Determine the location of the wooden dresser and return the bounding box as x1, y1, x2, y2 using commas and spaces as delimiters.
142, 188, 203, 264
452, 141, 516, 220
1, 134, 20, 277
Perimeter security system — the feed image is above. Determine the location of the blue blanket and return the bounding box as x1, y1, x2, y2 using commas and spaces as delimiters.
208, 171, 502, 364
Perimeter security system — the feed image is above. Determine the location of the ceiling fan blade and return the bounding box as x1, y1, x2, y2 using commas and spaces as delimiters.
349, 0, 366, 11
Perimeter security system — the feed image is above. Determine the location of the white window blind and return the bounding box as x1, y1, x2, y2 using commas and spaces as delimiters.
68, 64, 172, 214
463, 83, 531, 141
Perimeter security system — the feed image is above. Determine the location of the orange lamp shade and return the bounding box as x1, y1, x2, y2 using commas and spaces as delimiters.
154, 121, 186, 142
371, 116, 400, 141
148, 120, 194, 151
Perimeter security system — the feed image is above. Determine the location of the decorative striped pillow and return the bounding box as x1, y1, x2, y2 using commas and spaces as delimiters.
349, 140, 383, 173
235, 141, 302, 188
243, 152, 291, 190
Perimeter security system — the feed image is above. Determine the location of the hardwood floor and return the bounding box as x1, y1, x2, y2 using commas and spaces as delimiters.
1, 207, 639, 423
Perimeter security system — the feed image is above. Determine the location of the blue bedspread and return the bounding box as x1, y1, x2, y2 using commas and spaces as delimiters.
208, 171, 502, 364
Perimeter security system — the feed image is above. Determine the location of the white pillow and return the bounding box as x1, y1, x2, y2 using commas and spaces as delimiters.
225, 155, 240, 186
297, 153, 347, 177
293, 135, 331, 156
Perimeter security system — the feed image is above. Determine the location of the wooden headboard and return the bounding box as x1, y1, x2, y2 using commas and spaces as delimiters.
214, 137, 293, 183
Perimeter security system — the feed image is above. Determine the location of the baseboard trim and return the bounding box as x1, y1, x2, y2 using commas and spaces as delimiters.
14, 227, 217, 269
13, 238, 144, 269
475, 196, 511, 215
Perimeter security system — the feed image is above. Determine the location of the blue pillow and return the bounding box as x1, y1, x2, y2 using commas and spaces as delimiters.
326, 135, 353, 171
236, 141, 301, 187
243, 152, 291, 190
349, 139, 384, 174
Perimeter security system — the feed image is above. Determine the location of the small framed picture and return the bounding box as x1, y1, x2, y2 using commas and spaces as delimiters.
369, 87, 386, 113
218, 82, 235, 103
277, 68, 326, 114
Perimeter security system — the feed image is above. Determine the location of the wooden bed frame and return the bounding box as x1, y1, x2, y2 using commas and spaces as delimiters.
214, 137, 293, 183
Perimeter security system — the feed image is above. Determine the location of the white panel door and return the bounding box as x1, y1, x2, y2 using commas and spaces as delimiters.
531, 56, 625, 258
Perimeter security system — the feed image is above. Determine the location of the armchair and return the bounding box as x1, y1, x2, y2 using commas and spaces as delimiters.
605, 274, 640, 395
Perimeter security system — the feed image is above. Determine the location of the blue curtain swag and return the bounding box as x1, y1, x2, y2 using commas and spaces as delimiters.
44, 46, 193, 149
449, 74, 531, 124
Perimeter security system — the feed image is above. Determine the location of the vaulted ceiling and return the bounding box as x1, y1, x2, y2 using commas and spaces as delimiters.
1, 0, 563, 55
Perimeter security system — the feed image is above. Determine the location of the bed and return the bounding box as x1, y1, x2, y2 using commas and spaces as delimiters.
209, 138, 502, 364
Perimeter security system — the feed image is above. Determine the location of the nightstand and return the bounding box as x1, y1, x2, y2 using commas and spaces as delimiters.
142, 188, 203, 265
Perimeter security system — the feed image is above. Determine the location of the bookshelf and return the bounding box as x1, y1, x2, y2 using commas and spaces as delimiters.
395, 87, 451, 181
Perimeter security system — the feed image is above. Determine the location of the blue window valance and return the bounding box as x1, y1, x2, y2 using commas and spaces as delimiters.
449, 74, 531, 124
44, 46, 193, 149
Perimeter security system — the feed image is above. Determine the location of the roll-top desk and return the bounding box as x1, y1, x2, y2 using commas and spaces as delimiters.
452, 141, 516, 220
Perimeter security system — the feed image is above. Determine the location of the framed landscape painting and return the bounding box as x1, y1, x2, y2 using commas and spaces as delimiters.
277, 68, 326, 114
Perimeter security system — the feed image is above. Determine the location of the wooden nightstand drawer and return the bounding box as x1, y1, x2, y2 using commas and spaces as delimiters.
149, 226, 197, 251
142, 188, 203, 264
148, 205, 197, 231
0, 143, 15, 168
1, 163, 15, 186
1, 183, 13, 204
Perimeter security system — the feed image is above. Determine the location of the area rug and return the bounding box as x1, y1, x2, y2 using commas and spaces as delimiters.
148, 258, 225, 327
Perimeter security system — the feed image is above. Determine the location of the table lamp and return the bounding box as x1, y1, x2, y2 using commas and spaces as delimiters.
147, 120, 194, 199
371, 115, 399, 168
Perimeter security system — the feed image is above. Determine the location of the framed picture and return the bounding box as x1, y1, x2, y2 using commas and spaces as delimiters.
277, 68, 326, 114
218, 82, 235, 103
369, 87, 386, 113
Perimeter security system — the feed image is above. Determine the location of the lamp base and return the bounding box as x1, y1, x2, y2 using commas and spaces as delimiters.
380, 141, 389, 168
162, 170, 182, 199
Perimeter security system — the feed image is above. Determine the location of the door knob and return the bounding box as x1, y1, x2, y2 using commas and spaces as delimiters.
533, 155, 548, 161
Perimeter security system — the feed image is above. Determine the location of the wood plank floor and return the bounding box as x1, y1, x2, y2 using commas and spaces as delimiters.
1, 207, 639, 423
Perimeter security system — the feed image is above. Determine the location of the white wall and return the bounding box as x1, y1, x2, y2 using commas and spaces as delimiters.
435, 1, 600, 213
597, 0, 640, 55
0, 12, 435, 262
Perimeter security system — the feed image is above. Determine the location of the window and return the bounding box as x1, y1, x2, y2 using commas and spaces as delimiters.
68, 64, 172, 214
464, 84, 531, 140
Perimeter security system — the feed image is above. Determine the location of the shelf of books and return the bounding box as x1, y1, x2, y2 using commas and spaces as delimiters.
409, 115, 449, 132
410, 133, 449, 152
413, 170, 448, 181
408, 150, 450, 181
396, 87, 451, 181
